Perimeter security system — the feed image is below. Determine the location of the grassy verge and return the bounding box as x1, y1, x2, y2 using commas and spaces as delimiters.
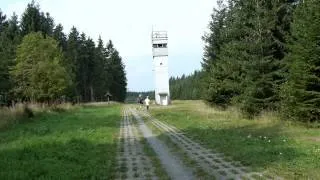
150, 100, 320, 179
0, 104, 121, 179
0, 103, 76, 130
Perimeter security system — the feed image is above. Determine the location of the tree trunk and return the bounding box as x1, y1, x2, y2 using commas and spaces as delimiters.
90, 85, 94, 102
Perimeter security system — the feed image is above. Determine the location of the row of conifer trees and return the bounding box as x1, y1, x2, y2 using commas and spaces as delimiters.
171, 0, 319, 122
0, 1, 127, 104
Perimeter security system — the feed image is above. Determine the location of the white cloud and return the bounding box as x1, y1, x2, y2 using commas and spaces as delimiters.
2, 0, 217, 91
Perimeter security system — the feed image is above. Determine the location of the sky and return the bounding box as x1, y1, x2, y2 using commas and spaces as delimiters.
0, 0, 217, 91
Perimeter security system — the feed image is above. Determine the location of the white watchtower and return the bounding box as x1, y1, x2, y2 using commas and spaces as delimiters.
152, 31, 170, 105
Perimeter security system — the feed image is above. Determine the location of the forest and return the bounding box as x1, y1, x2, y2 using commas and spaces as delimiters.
0, 1, 127, 105
126, 91, 155, 103
169, 71, 202, 100
170, 0, 319, 122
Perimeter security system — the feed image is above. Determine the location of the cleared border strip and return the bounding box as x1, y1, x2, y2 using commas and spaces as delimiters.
130, 108, 195, 180
139, 110, 282, 180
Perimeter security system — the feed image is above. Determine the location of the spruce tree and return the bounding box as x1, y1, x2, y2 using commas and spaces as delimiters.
106, 40, 127, 102
237, 0, 296, 117
53, 24, 67, 51
0, 11, 9, 97
202, 0, 248, 107
281, 0, 320, 122
20, 1, 54, 37
0, 13, 21, 101
94, 36, 108, 101
65, 27, 80, 101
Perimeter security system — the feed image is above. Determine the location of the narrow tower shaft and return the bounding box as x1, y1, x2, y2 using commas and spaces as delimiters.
152, 31, 170, 105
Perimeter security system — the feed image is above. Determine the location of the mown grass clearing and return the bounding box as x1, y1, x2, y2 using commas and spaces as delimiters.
0, 105, 121, 179
150, 100, 320, 179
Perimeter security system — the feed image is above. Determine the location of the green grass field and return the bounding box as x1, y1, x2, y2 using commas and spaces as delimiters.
150, 100, 320, 179
0, 105, 121, 179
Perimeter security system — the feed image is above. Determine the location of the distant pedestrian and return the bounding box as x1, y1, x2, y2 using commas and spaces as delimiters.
137, 94, 143, 109
144, 96, 150, 111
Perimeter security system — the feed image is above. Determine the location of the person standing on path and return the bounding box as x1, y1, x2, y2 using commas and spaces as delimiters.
137, 94, 143, 110
144, 96, 150, 111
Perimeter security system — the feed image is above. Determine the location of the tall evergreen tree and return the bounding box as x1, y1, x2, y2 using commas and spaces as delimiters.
0, 10, 9, 96
53, 24, 67, 51
202, 0, 296, 115
93, 36, 108, 101
85, 37, 97, 101
0, 13, 21, 101
0, 3, 128, 104
20, 1, 42, 36
202, 0, 247, 107
281, 0, 320, 122
65, 27, 80, 100
20, 1, 54, 37
170, 71, 202, 100
237, 0, 296, 116
106, 40, 127, 102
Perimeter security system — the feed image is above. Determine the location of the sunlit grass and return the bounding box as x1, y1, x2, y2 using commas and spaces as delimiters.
0, 105, 121, 179
150, 100, 320, 179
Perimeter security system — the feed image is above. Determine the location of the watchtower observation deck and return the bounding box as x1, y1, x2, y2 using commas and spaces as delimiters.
152, 31, 168, 57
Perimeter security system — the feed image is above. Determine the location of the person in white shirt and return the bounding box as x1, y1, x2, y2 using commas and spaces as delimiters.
144, 96, 150, 111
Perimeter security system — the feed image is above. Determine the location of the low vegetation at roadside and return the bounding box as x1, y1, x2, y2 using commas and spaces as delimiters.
0, 104, 121, 179
0, 103, 75, 130
150, 101, 320, 179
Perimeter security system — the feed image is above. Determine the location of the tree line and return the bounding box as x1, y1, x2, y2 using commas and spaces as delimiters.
168, 0, 318, 122
169, 71, 202, 100
0, 1, 127, 105
201, 0, 319, 122
126, 91, 155, 103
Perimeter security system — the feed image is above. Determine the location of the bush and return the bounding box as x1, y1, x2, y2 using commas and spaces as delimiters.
23, 105, 34, 118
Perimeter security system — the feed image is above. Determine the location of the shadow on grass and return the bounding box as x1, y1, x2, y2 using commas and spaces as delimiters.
0, 138, 117, 179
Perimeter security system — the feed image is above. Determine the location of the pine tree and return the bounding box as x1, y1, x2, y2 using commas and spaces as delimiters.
0, 13, 21, 101
170, 71, 202, 100
238, 0, 295, 117
202, 0, 247, 107
202, 0, 295, 115
20, 1, 42, 36
53, 24, 67, 51
20, 1, 54, 37
0, 4, 127, 104
0, 10, 9, 97
85, 37, 96, 102
106, 40, 127, 102
94, 36, 108, 101
281, 0, 320, 122
65, 27, 80, 101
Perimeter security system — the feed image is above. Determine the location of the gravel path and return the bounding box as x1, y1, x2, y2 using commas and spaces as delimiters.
138, 110, 281, 180
116, 107, 281, 180
115, 109, 158, 180
130, 108, 195, 180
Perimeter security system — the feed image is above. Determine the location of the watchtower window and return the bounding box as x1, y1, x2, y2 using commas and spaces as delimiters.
153, 44, 167, 48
